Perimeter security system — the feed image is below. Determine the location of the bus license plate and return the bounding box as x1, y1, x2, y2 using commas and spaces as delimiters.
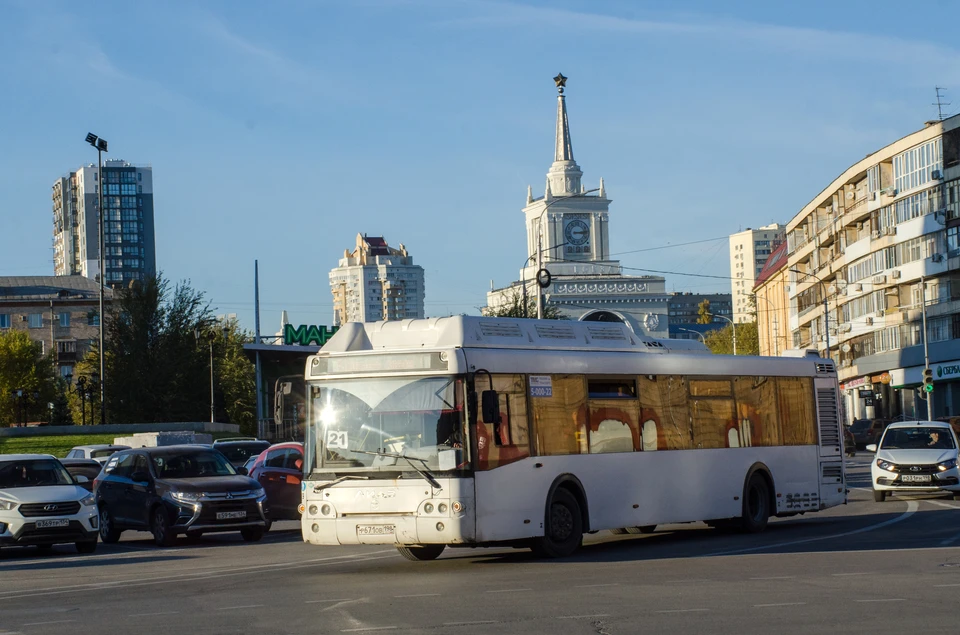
901, 475, 931, 483
36, 519, 69, 528
357, 524, 395, 536
216, 511, 246, 520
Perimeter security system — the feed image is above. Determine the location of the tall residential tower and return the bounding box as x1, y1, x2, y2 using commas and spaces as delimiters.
52, 160, 156, 287
729, 224, 784, 323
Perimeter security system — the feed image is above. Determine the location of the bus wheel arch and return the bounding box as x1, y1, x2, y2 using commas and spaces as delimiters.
742, 463, 775, 533
532, 475, 588, 557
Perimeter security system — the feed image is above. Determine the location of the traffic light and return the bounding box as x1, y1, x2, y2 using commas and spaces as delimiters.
923, 368, 934, 393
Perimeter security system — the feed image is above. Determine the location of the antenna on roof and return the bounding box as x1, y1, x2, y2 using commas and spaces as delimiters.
934, 86, 950, 121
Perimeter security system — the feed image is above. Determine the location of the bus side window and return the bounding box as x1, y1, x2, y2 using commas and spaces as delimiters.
638, 375, 691, 450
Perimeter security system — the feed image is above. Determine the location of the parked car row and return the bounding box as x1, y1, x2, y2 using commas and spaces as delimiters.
0, 438, 304, 554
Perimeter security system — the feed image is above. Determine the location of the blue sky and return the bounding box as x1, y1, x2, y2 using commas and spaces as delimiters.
2, 0, 959, 332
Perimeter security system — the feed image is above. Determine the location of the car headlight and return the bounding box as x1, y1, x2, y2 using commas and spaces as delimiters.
938, 459, 958, 472
169, 491, 200, 503
876, 459, 898, 471
80, 493, 96, 507
0, 499, 17, 511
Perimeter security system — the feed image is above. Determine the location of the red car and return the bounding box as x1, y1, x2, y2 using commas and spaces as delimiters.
248, 443, 303, 521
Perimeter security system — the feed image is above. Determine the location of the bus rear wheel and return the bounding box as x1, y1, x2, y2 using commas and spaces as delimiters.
397, 544, 445, 561
742, 473, 771, 533
532, 488, 583, 558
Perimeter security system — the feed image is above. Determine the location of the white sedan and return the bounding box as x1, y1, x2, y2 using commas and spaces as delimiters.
868, 421, 960, 502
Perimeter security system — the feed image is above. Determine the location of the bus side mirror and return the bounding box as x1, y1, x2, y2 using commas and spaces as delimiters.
481, 390, 500, 424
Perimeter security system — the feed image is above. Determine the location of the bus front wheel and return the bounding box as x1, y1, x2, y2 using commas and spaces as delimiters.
397, 544, 445, 561
532, 488, 583, 558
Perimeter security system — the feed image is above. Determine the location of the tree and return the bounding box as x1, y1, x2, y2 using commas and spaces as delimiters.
0, 330, 58, 426
216, 318, 256, 435
696, 300, 712, 325
104, 274, 214, 423
481, 287, 566, 319
704, 321, 760, 356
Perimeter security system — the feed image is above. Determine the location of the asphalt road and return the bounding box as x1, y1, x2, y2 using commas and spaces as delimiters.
4, 455, 960, 635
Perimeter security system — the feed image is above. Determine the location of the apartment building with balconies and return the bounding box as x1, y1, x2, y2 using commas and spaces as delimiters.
766, 113, 960, 422
0, 276, 113, 379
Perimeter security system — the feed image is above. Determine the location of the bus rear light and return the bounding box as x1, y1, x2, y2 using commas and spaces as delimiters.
452, 501, 463, 513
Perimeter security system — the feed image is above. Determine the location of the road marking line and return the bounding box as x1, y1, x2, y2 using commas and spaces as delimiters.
934, 583, 960, 587
486, 588, 531, 593
129, 611, 179, 617
21, 620, 74, 626
393, 594, 440, 598
754, 602, 806, 608
575, 583, 619, 588
855, 599, 904, 603
0, 551, 398, 601
341, 628, 397, 633
657, 608, 709, 613
307, 599, 355, 603
832, 572, 873, 576
443, 621, 498, 626
557, 614, 611, 619
216, 604, 264, 610
749, 576, 795, 580
925, 500, 960, 510
706, 500, 919, 557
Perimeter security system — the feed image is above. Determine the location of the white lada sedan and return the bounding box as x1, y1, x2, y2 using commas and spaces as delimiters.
0, 454, 99, 553
867, 421, 960, 502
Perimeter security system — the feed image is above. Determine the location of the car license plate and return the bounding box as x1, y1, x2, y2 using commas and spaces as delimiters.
357, 524, 395, 536
36, 519, 69, 528
216, 511, 246, 520
901, 474, 931, 483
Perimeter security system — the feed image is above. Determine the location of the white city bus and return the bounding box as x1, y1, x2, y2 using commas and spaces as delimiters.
301, 316, 845, 560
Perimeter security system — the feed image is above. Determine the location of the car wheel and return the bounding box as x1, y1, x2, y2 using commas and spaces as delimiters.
99, 505, 121, 544
531, 488, 583, 558
75, 540, 97, 554
741, 473, 771, 533
240, 527, 265, 542
150, 506, 177, 547
874, 490, 886, 502
397, 545, 445, 561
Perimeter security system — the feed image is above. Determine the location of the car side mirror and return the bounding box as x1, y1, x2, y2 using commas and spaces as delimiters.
131, 471, 150, 484
481, 390, 500, 425
237, 466, 248, 476
75, 475, 89, 484
865, 444, 877, 453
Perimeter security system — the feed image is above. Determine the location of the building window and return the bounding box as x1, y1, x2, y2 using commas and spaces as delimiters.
87, 312, 100, 326
28, 314, 43, 328
59, 312, 70, 327
0, 314, 9, 328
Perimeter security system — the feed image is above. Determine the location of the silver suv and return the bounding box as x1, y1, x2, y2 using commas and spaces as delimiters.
0, 454, 99, 553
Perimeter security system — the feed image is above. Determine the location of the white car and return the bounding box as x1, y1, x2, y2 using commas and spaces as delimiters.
0, 454, 100, 553
65, 444, 130, 464
868, 421, 960, 502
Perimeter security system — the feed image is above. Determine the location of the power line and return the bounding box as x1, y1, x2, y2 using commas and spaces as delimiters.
610, 235, 728, 256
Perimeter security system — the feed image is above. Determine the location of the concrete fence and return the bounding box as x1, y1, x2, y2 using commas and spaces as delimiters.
0, 422, 240, 438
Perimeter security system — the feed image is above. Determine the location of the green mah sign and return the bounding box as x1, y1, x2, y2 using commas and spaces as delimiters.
283, 324, 339, 347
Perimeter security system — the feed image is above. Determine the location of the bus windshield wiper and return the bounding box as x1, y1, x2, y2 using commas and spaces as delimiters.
312, 475, 370, 492
351, 449, 442, 491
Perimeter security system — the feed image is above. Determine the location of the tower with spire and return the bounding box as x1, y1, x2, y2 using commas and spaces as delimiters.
486, 74, 670, 338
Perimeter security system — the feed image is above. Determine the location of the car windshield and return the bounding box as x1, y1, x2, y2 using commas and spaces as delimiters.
0, 459, 74, 488
217, 443, 270, 464
880, 427, 956, 450
850, 420, 871, 432
308, 375, 466, 474
91, 448, 122, 459
151, 450, 238, 478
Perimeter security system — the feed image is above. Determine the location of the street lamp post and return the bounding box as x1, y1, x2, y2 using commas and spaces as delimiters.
10, 389, 25, 427
75, 376, 87, 426
533, 188, 600, 318
677, 327, 706, 344
196, 328, 216, 423
708, 313, 737, 355
85, 132, 108, 425
790, 269, 830, 356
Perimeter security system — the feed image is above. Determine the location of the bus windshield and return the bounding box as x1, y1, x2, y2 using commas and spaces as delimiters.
308, 375, 466, 475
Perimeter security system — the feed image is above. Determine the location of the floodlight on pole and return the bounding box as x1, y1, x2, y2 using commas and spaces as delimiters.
85, 132, 108, 424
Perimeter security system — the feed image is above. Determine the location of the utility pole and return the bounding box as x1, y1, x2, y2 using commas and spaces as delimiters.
921, 275, 933, 419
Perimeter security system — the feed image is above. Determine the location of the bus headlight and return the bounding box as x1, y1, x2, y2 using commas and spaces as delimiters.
438, 503, 448, 514
309, 505, 319, 515
424, 503, 434, 514
451, 501, 463, 513
321, 504, 331, 516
